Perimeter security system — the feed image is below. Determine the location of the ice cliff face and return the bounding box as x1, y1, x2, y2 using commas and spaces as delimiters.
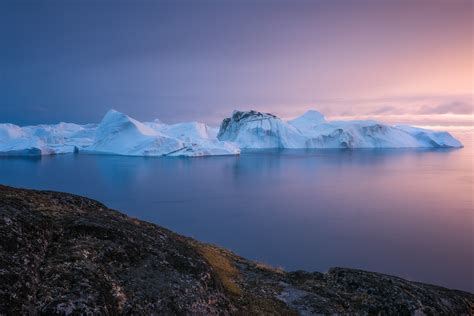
0, 108, 462, 156
217, 110, 307, 148
217, 110, 463, 149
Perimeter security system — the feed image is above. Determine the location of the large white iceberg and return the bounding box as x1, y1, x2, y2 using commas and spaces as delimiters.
0, 108, 462, 156
217, 110, 463, 149
83, 110, 184, 156
85, 110, 240, 157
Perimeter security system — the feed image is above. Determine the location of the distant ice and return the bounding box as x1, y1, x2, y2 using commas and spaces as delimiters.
218, 110, 463, 149
0, 109, 462, 157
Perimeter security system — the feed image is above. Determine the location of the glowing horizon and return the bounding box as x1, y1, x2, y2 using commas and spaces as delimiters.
0, 0, 472, 126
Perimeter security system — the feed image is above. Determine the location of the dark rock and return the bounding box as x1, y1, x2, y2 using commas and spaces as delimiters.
0, 185, 472, 315
217, 110, 278, 140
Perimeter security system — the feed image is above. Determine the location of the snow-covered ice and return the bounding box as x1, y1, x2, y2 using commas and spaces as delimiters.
0, 110, 239, 157
83, 110, 240, 157
217, 110, 463, 149
0, 109, 462, 156
288, 110, 327, 131
83, 110, 184, 156
0, 122, 95, 156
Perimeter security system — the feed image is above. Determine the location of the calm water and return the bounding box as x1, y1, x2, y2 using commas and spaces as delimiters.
1, 134, 473, 292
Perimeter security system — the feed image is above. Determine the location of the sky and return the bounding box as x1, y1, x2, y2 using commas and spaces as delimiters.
0, 0, 472, 127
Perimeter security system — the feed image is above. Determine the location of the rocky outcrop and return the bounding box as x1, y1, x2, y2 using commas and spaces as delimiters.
0, 185, 472, 315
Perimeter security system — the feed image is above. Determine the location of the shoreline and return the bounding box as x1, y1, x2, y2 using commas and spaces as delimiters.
0, 184, 472, 314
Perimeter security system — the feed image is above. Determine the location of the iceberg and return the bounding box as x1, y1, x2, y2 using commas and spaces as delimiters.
0, 122, 95, 156
83, 110, 184, 156
0, 108, 462, 157
217, 110, 463, 149
0, 109, 239, 157
83, 110, 240, 157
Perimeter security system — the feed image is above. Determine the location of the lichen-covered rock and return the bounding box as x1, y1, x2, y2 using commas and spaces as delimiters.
0, 185, 472, 315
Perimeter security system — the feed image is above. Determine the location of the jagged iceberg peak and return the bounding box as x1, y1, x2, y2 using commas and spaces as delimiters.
86, 109, 239, 157
98, 109, 156, 137
288, 110, 327, 131
218, 110, 280, 141
231, 110, 278, 122
84, 109, 180, 156
218, 110, 281, 135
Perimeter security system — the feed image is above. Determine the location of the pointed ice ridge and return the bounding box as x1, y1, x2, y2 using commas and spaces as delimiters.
84, 110, 239, 157
84, 110, 184, 156
288, 110, 327, 131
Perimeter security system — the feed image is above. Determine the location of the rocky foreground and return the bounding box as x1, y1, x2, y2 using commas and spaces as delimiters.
0, 185, 472, 315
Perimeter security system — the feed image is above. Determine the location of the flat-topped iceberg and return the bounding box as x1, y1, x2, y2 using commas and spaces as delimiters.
218, 110, 463, 149
0, 109, 462, 156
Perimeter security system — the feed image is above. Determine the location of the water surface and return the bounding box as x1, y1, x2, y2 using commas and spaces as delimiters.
1, 136, 472, 292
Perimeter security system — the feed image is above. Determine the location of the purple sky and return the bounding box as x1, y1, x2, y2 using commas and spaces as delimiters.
0, 0, 472, 126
